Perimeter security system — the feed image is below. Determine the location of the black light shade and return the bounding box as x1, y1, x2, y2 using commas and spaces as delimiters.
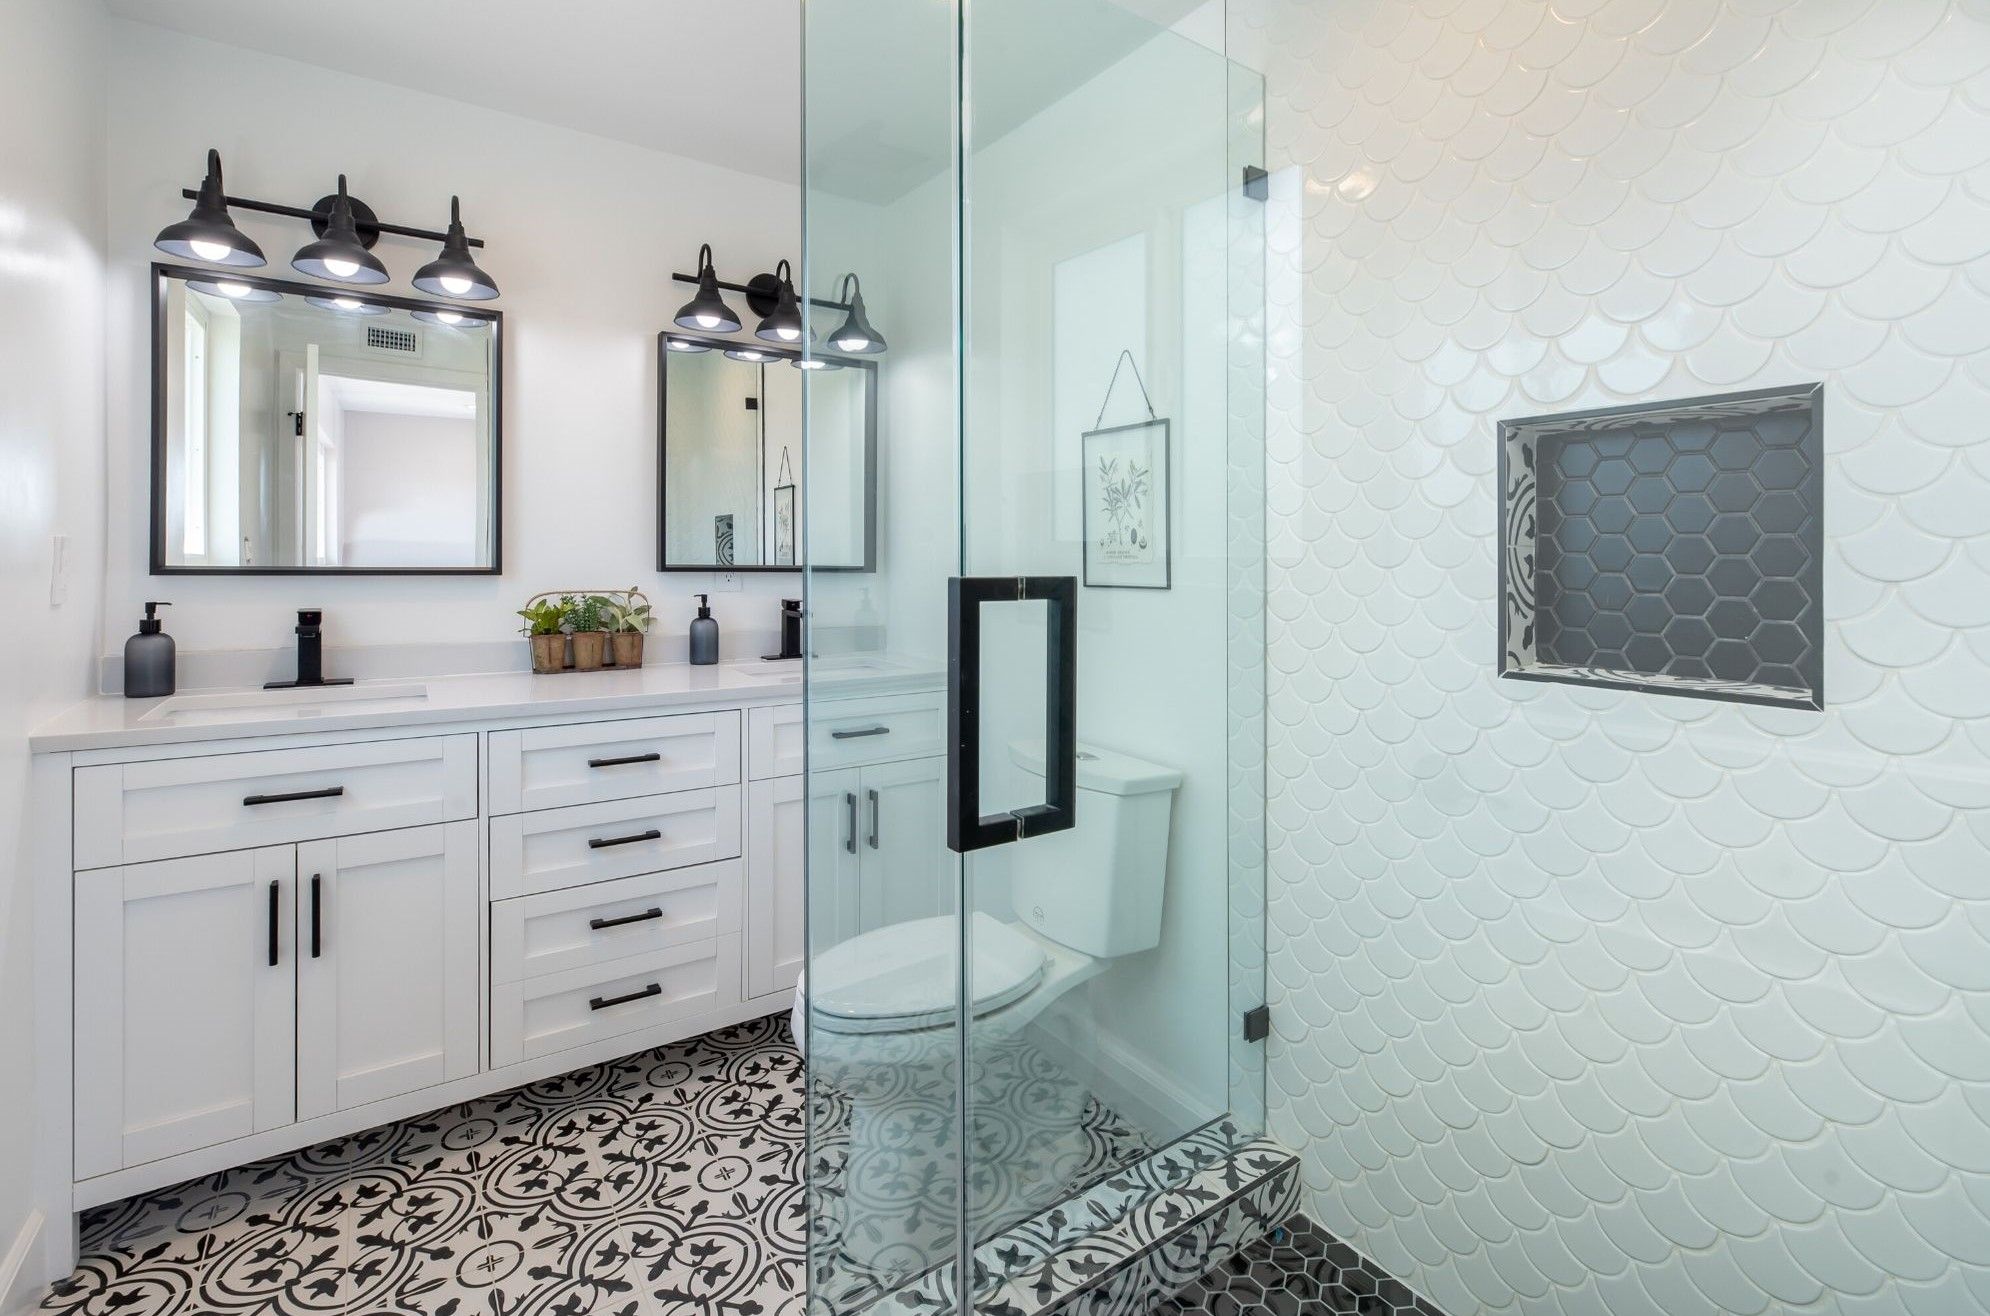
155, 150, 266, 268
414, 307, 488, 329
794, 355, 844, 371
725, 345, 775, 363
292, 176, 389, 285
754, 260, 809, 344
665, 336, 713, 353
675, 243, 741, 333
828, 274, 885, 353
412, 197, 500, 300
187, 277, 280, 304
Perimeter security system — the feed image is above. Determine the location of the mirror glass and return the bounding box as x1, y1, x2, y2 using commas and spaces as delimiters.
658, 336, 873, 570
154, 267, 500, 572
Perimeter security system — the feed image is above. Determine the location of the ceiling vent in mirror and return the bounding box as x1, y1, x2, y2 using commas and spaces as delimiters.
364, 324, 421, 357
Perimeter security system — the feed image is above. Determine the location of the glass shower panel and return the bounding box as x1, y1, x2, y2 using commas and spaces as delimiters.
957, 0, 1261, 1260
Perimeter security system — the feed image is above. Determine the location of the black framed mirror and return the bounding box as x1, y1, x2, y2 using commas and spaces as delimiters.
150, 263, 502, 575
656, 332, 876, 572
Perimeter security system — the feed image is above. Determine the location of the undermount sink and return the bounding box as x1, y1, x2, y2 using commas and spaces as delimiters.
139, 682, 431, 726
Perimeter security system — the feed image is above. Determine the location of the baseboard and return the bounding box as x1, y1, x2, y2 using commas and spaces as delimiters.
1026, 1016, 1216, 1141
0, 1210, 44, 1316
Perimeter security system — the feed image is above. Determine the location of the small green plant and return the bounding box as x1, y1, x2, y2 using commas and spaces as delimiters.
516, 598, 566, 637
565, 594, 610, 634
603, 589, 653, 635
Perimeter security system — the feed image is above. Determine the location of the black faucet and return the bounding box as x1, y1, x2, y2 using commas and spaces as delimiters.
763, 598, 804, 661
265, 609, 354, 690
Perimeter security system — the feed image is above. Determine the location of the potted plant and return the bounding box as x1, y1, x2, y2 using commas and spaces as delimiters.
604, 589, 653, 669
517, 597, 569, 674
565, 594, 611, 671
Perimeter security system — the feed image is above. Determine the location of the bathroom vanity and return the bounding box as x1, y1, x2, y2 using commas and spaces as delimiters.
28, 657, 943, 1257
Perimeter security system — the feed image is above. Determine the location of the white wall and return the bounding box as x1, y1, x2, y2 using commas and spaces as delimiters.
339, 410, 479, 567
0, 0, 107, 1303
1245, 1, 1990, 1314
104, 21, 807, 663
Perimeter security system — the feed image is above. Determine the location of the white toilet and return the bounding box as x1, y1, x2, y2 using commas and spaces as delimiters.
797, 740, 1182, 1041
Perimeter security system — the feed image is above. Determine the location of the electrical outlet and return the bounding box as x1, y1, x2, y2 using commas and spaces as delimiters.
49, 534, 69, 606
713, 571, 742, 593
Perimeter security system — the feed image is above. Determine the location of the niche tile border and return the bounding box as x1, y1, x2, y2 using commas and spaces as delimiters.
1498, 384, 1825, 711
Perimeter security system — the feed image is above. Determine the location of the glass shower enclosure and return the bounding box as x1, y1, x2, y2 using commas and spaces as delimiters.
798, 2, 1266, 1310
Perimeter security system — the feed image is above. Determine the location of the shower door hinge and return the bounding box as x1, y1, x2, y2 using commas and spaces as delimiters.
1242, 1004, 1270, 1042
1241, 166, 1269, 202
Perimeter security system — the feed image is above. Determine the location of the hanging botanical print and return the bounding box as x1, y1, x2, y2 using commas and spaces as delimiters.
772, 447, 796, 566
1082, 418, 1170, 589
714, 513, 735, 567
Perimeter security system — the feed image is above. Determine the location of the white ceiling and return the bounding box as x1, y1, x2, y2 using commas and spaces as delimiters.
105, 0, 1222, 201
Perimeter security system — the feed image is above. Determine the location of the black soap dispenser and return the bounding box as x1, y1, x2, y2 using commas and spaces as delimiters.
124, 602, 176, 698
689, 594, 719, 666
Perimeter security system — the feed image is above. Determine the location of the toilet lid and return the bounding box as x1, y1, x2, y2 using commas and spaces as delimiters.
809, 913, 1046, 1031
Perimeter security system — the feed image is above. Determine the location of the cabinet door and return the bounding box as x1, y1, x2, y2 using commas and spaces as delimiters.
746, 771, 862, 998
296, 821, 478, 1119
74, 847, 296, 1178
858, 757, 953, 932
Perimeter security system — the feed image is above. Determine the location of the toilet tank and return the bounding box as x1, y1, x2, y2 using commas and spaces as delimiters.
1007, 741, 1182, 958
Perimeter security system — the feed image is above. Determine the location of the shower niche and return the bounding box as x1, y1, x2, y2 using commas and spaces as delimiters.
1499, 384, 1823, 710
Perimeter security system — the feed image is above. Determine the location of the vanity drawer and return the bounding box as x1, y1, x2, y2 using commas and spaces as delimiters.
489, 712, 740, 815
74, 736, 478, 869
809, 692, 945, 769
491, 934, 739, 1067
488, 788, 741, 900
491, 860, 742, 984
748, 703, 804, 779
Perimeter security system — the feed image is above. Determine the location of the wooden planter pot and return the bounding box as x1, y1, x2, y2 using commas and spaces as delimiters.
610, 633, 646, 669
529, 633, 566, 674
570, 631, 608, 671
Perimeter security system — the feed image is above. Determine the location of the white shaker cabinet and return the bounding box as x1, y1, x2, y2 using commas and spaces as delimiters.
73, 847, 298, 1179
296, 821, 480, 1119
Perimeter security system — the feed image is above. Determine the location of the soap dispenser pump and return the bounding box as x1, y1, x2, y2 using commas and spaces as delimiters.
689, 594, 719, 665
124, 602, 176, 699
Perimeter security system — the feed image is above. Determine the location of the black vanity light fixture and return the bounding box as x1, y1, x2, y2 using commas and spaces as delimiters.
292, 175, 390, 284
186, 276, 280, 304
674, 244, 743, 333
154, 150, 266, 267
828, 273, 885, 354
412, 197, 500, 300
755, 260, 810, 344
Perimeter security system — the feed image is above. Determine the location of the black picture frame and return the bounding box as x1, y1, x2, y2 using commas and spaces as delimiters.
149, 262, 503, 576
1081, 417, 1171, 589
655, 331, 877, 573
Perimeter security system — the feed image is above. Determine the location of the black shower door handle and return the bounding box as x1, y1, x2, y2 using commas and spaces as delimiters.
947, 576, 1077, 853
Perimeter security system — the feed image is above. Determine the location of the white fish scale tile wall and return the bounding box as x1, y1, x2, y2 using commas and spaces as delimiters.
1240, 1, 1990, 1313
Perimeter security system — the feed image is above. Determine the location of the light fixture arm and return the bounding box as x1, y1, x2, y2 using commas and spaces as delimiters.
177, 186, 486, 250
669, 266, 852, 312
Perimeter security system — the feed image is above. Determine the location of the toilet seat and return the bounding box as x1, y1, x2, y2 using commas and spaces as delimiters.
808, 912, 1047, 1034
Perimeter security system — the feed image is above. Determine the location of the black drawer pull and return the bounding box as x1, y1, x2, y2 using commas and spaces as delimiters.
267, 880, 280, 967
590, 982, 662, 1011
588, 752, 662, 769
588, 828, 663, 850
589, 906, 664, 931
831, 725, 890, 740
244, 785, 345, 807
310, 875, 323, 959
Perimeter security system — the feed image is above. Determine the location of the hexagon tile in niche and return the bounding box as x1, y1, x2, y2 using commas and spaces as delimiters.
1498, 384, 1823, 710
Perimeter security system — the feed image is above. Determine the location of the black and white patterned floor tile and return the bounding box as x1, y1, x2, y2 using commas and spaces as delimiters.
44, 1014, 1156, 1316
1156, 1215, 1451, 1316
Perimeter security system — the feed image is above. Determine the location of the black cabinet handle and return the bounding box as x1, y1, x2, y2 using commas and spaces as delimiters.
589, 906, 664, 931
266, 880, 280, 967
588, 828, 662, 850
310, 875, 323, 959
589, 982, 662, 1011
244, 785, 345, 807
831, 726, 890, 740
844, 792, 857, 854
948, 576, 1078, 853
867, 788, 880, 850
588, 752, 662, 769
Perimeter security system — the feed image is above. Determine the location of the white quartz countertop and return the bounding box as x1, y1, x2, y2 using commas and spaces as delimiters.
31, 655, 941, 754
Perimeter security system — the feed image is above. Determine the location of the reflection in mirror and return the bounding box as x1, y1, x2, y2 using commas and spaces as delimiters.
657, 334, 874, 571
153, 266, 501, 573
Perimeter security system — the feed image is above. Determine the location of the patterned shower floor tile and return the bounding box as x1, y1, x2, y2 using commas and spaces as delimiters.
42, 1013, 1156, 1316
1155, 1215, 1450, 1316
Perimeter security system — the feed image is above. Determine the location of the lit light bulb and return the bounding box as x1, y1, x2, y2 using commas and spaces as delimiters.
217, 281, 252, 298
440, 274, 473, 295
436, 309, 463, 325
191, 239, 234, 262
696, 313, 722, 329
334, 297, 361, 310
777, 325, 800, 341
835, 335, 869, 351
323, 257, 359, 279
